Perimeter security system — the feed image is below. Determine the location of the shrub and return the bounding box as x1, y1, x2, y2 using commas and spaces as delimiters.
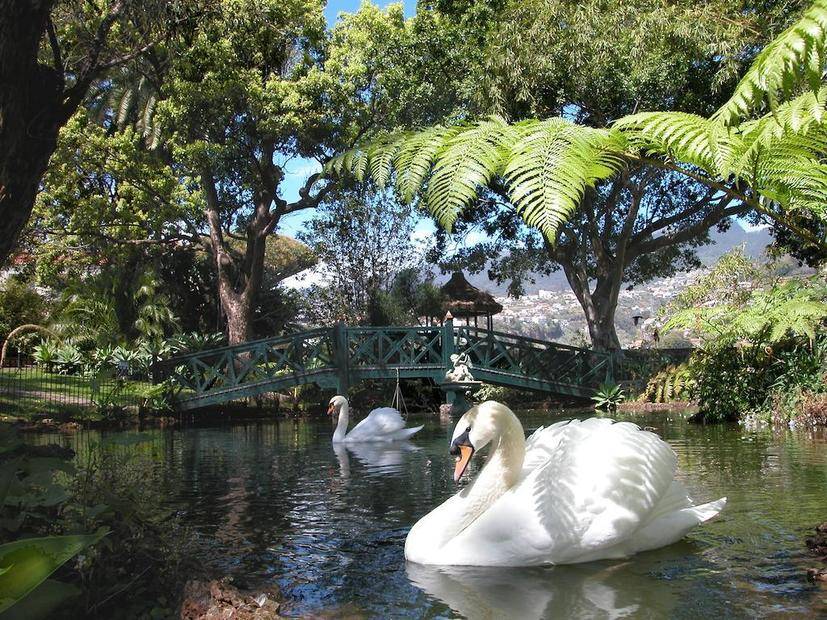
33, 339, 60, 371
54, 343, 85, 375
641, 363, 697, 403
591, 382, 625, 412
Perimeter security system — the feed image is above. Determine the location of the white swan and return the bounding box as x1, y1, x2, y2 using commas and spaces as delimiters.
405, 401, 726, 566
328, 395, 423, 443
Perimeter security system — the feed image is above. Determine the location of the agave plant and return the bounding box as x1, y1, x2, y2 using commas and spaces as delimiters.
591, 382, 625, 412
32, 340, 60, 372
54, 343, 85, 375
166, 332, 225, 354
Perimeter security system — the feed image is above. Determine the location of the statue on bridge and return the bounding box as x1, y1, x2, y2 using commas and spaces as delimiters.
444, 352, 475, 383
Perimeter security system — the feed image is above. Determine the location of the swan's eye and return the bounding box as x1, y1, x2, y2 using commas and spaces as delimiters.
465, 426, 471, 432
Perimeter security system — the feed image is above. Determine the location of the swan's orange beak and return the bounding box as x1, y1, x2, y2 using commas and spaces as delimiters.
327, 403, 335, 416
453, 445, 474, 482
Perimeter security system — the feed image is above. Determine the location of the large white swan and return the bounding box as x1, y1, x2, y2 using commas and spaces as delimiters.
328, 395, 423, 443
405, 401, 725, 566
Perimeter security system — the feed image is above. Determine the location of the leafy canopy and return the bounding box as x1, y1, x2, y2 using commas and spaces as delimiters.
328, 1, 827, 246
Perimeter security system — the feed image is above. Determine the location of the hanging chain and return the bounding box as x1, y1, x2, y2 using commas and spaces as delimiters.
391, 367, 409, 418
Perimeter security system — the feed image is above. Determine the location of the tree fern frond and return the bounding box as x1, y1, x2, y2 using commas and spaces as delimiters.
713, 0, 827, 126
117, 87, 135, 128
141, 94, 158, 138
424, 116, 515, 231
366, 133, 409, 189
613, 112, 717, 172
502, 119, 625, 240
394, 125, 460, 203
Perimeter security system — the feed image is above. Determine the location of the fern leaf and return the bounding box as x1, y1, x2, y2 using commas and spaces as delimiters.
424, 117, 515, 232
613, 112, 717, 172
713, 0, 827, 125
502, 119, 625, 240
394, 126, 460, 203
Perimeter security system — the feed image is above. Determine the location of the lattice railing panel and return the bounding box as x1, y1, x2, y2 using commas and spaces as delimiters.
455, 327, 611, 389
346, 327, 443, 368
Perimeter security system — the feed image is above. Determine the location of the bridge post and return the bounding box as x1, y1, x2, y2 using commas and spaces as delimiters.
333, 323, 350, 395
442, 316, 454, 370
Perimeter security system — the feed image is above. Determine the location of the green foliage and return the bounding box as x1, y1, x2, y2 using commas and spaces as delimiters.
656, 250, 827, 421
662, 250, 827, 348
167, 332, 225, 354
329, 117, 627, 241
682, 340, 827, 423
642, 363, 697, 403
32, 341, 59, 371
53, 344, 84, 376
297, 186, 425, 326
0, 429, 107, 616
0, 281, 48, 344
330, 1, 827, 248
133, 272, 180, 343
0, 533, 106, 615
713, 0, 827, 126
591, 382, 625, 412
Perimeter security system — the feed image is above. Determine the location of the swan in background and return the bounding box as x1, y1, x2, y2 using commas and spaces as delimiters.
328, 395, 423, 443
405, 401, 725, 566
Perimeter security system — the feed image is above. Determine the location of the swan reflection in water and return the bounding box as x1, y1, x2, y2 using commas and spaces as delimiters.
406, 553, 684, 619
333, 441, 420, 478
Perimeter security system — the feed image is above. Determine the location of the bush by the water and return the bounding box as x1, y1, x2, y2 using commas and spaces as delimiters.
0, 427, 200, 617
643, 252, 827, 424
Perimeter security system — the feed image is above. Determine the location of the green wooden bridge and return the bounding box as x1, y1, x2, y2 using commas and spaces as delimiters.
152, 320, 614, 411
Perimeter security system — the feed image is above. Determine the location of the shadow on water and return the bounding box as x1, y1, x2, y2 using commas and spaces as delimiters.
21, 410, 827, 618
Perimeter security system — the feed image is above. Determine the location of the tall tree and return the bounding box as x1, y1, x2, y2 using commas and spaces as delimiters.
336, 0, 813, 349
0, 0, 201, 264
155, 0, 450, 343
296, 186, 419, 326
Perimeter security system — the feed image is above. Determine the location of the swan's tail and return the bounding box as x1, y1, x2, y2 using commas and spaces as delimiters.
685, 496, 727, 522
626, 496, 726, 556
395, 425, 424, 440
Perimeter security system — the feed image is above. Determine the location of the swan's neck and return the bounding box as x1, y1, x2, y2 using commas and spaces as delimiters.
451, 414, 526, 537
332, 401, 349, 443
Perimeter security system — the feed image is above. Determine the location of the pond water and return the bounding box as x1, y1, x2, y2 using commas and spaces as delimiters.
30, 409, 827, 618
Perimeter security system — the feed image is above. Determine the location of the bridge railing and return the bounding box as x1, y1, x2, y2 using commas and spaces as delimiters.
454, 326, 613, 389
346, 326, 444, 369
152, 328, 336, 400
152, 323, 615, 408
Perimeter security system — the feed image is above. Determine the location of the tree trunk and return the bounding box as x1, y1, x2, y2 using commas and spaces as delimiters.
222, 289, 253, 345
201, 168, 270, 346
561, 259, 623, 351
0, 0, 63, 263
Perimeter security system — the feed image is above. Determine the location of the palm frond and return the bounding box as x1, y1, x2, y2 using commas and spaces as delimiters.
713, 0, 827, 126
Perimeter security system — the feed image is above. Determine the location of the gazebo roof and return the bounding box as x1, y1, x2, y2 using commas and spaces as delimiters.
440, 272, 503, 318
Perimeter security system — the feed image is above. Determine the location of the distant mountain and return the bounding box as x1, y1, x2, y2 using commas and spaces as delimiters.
449, 225, 773, 296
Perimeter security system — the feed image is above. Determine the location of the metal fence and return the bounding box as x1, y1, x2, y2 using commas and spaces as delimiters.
0, 354, 149, 418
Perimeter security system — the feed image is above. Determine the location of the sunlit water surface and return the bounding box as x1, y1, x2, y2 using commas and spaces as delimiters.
31, 410, 827, 618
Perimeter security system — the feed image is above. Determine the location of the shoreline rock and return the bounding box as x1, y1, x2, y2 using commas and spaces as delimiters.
805, 522, 827, 583
180, 578, 282, 619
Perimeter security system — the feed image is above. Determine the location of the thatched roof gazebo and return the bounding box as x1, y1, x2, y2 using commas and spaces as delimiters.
440, 272, 503, 330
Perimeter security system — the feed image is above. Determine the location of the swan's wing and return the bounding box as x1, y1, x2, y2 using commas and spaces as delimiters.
346, 407, 405, 440
451, 418, 680, 565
